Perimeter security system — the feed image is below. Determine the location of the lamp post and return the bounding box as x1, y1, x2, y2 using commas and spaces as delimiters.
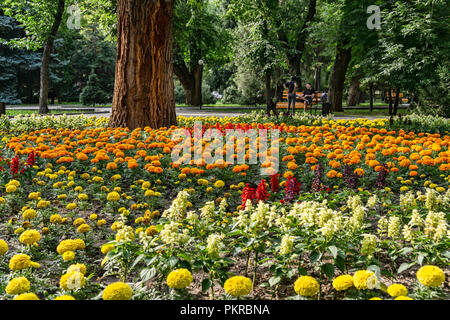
198, 59, 203, 110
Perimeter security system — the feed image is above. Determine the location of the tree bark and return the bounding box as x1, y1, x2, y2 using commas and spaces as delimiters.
0, 102, 5, 115
393, 88, 400, 115
314, 65, 321, 92
346, 74, 361, 106
39, 0, 65, 115
174, 62, 194, 105
265, 71, 272, 109
388, 88, 393, 115
193, 64, 202, 108
328, 38, 351, 112
109, 0, 177, 130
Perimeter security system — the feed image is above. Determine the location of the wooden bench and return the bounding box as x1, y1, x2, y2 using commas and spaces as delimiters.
276, 90, 322, 110
385, 92, 409, 104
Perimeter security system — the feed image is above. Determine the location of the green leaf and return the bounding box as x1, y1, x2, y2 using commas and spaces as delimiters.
269, 276, 281, 287
201, 279, 212, 293
168, 256, 179, 268
417, 253, 425, 266
298, 266, 307, 276
328, 246, 338, 259
310, 251, 321, 264
367, 265, 381, 279
397, 262, 411, 274
321, 263, 335, 280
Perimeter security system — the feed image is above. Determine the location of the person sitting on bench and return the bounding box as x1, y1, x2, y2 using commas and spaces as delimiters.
301, 83, 315, 113
284, 76, 297, 117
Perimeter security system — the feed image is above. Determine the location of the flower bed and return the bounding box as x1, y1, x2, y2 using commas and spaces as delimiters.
0, 115, 448, 300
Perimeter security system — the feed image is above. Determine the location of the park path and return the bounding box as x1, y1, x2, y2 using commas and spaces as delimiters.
5, 105, 388, 121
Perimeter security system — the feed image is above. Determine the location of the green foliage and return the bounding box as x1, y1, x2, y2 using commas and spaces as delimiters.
80, 70, 109, 106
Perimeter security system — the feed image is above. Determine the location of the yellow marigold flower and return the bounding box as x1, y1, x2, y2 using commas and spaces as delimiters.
77, 223, 91, 233
50, 214, 63, 224
57, 194, 67, 200
332, 275, 354, 291
6, 185, 17, 193
167, 268, 193, 289
0, 196, 5, 204
353, 270, 375, 290
37, 200, 50, 208
387, 284, 408, 297
73, 218, 86, 227
224, 276, 253, 297
66, 203, 77, 210
111, 221, 122, 231
13, 292, 39, 300
54, 295, 76, 300
214, 180, 225, 188
9, 254, 39, 271
28, 192, 40, 200
62, 251, 75, 262
14, 227, 24, 235
369, 297, 383, 300
107, 191, 120, 202
8, 179, 20, 187
0, 239, 8, 255
145, 226, 158, 236
5, 277, 31, 295
97, 219, 106, 227
395, 296, 413, 300
78, 193, 88, 201
67, 263, 87, 275
74, 238, 85, 250
101, 244, 115, 254
19, 229, 41, 245
89, 214, 98, 221
57, 239, 78, 254
417, 265, 445, 287
22, 209, 37, 220
60, 271, 86, 291
102, 282, 133, 300
294, 276, 320, 297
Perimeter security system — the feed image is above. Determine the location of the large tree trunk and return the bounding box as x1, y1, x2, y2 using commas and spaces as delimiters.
328, 39, 351, 112
193, 65, 202, 107
0, 102, 5, 115
346, 74, 361, 106
39, 0, 65, 115
174, 62, 194, 105
109, 0, 176, 129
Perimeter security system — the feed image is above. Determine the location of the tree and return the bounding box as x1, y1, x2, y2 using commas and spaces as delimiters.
363, 0, 449, 116
173, 0, 231, 106
2, 0, 69, 114
109, 0, 177, 129
80, 70, 108, 106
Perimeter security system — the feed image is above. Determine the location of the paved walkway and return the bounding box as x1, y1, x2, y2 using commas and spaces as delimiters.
6, 105, 388, 121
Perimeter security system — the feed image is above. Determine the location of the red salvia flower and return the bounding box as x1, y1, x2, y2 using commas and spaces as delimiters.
256, 179, 269, 202
10, 155, 19, 175
27, 151, 36, 167
270, 174, 280, 193
241, 183, 256, 210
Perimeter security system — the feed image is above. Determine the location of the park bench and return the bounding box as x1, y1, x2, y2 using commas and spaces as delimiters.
276, 90, 322, 111
385, 92, 409, 104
